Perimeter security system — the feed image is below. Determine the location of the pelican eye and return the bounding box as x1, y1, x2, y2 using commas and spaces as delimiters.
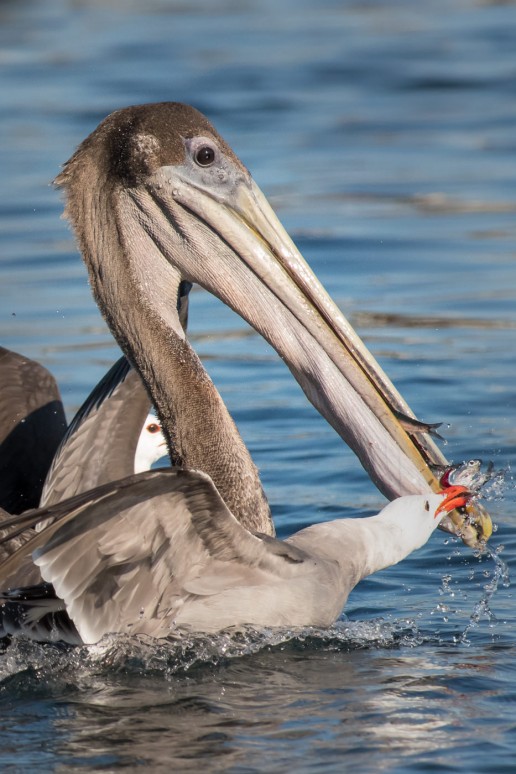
146, 423, 161, 434
194, 145, 216, 167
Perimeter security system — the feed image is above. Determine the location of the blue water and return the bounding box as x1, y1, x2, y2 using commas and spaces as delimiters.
1, 0, 516, 770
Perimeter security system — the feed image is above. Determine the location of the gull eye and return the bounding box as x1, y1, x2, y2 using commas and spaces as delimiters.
146, 423, 161, 434
424, 500, 430, 511
195, 145, 216, 167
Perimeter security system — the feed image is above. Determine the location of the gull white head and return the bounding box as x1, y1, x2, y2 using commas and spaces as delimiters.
134, 413, 168, 473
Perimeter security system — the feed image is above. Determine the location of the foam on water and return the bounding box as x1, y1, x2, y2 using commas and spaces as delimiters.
0, 618, 433, 687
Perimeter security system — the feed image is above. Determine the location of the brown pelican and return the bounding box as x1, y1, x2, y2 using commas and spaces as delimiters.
52, 102, 490, 536
0, 346, 67, 514
0, 102, 491, 642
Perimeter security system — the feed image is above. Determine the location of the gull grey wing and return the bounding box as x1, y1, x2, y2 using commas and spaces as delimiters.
40, 357, 151, 506
32, 468, 307, 644
0, 346, 67, 513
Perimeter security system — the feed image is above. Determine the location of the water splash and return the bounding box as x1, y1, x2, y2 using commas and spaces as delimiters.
457, 543, 510, 645
82, 617, 426, 674
0, 618, 427, 686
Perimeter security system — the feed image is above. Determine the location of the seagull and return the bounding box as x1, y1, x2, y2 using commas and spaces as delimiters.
0, 474, 470, 644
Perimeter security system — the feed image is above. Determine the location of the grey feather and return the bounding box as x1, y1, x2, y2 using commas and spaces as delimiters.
40, 357, 152, 507
32, 469, 303, 642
